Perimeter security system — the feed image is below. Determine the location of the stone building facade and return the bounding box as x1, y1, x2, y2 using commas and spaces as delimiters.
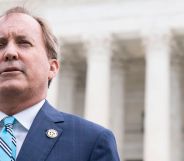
1, 0, 184, 161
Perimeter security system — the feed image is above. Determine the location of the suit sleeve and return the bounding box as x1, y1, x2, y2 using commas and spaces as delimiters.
89, 129, 120, 161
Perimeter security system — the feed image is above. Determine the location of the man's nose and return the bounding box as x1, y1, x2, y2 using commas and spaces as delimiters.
3, 42, 19, 61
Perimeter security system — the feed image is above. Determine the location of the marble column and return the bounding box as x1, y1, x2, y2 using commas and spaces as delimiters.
84, 36, 112, 128
110, 59, 125, 161
144, 32, 171, 161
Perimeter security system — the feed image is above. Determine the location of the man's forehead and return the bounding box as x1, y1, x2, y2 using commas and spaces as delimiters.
0, 13, 40, 29
0, 13, 41, 34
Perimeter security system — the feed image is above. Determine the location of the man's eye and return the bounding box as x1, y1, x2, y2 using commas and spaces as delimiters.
18, 40, 32, 47
0, 42, 6, 48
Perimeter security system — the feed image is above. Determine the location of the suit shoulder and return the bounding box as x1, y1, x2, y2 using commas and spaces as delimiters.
60, 112, 120, 161
61, 111, 111, 134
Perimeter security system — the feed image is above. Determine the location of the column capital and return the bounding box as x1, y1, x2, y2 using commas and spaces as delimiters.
142, 29, 172, 53
82, 34, 112, 57
82, 33, 112, 43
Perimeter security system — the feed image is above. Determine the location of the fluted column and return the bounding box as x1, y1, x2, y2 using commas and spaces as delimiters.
110, 60, 125, 161
84, 36, 112, 127
144, 31, 171, 161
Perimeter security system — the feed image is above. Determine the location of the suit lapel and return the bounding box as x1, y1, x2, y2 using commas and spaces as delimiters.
16, 101, 64, 161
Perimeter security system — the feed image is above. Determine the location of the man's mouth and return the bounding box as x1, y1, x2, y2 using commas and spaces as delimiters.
0, 67, 23, 74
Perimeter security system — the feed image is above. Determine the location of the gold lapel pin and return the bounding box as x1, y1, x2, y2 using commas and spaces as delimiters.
46, 129, 58, 138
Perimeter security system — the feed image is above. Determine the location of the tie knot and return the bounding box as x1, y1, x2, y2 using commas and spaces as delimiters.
3, 116, 15, 127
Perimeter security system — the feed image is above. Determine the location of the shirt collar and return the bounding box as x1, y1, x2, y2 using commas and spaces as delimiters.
0, 100, 45, 130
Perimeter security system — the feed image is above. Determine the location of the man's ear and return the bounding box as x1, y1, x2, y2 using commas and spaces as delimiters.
48, 59, 60, 80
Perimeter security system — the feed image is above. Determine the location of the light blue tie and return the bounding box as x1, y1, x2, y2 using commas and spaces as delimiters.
0, 116, 16, 161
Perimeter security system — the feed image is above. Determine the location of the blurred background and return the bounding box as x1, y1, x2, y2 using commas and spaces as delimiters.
1, 0, 184, 161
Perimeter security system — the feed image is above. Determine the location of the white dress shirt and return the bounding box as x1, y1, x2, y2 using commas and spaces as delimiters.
0, 99, 45, 156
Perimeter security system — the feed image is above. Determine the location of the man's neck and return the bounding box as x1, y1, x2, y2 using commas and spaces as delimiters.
0, 95, 46, 115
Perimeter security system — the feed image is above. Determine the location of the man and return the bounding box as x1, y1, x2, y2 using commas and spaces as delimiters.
0, 6, 120, 161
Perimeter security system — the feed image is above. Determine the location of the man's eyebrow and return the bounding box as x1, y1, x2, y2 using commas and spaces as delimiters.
15, 35, 34, 42
0, 36, 7, 41
0, 34, 27, 39
15, 35, 28, 40
0, 34, 34, 42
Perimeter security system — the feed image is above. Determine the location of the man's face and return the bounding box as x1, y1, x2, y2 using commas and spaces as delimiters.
0, 13, 58, 99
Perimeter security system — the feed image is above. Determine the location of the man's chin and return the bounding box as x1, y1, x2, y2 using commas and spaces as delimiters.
0, 83, 26, 96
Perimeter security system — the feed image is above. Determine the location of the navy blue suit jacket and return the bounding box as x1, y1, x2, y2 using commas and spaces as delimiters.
16, 101, 120, 161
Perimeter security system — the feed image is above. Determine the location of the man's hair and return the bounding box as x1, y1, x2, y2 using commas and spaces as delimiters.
1, 6, 59, 87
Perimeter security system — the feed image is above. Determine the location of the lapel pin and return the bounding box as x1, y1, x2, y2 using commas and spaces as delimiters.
46, 129, 58, 138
